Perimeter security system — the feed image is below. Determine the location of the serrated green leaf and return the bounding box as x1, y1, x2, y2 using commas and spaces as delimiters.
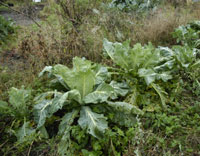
95, 66, 110, 85
83, 83, 114, 104
58, 110, 79, 156
38, 126, 49, 139
111, 112, 137, 127
15, 121, 36, 143
9, 87, 30, 110
68, 70, 95, 98
107, 101, 143, 115
110, 81, 129, 98
78, 106, 108, 138
34, 90, 80, 128
103, 38, 130, 70
138, 68, 156, 85
58, 110, 79, 135
138, 68, 172, 85
151, 83, 167, 109
39, 66, 52, 77
72, 57, 92, 72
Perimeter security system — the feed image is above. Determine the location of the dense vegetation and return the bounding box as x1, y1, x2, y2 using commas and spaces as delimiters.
0, 0, 200, 155
0, 15, 17, 51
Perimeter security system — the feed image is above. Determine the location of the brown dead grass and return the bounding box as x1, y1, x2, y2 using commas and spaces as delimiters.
129, 4, 200, 46
11, 2, 200, 75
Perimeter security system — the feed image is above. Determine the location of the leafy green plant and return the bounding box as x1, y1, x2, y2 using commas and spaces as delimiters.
103, 39, 200, 111
109, 0, 162, 12
33, 57, 142, 155
0, 15, 17, 48
158, 45, 200, 69
172, 21, 200, 49
103, 39, 174, 110
0, 87, 31, 119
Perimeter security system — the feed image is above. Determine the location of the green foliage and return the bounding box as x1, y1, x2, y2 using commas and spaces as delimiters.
173, 21, 200, 49
1, 7, 200, 155
0, 15, 17, 49
32, 57, 142, 155
103, 39, 173, 109
109, 0, 163, 12
0, 87, 31, 119
103, 38, 200, 111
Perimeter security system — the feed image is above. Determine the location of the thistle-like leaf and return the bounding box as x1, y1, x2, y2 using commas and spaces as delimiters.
151, 83, 167, 109
15, 121, 36, 143
95, 66, 110, 85
68, 70, 95, 98
78, 106, 108, 138
109, 81, 129, 98
9, 87, 31, 110
72, 57, 92, 72
34, 90, 81, 128
58, 110, 79, 156
138, 68, 172, 85
107, 101, 143, 115
83, 83, 114, 104
58, 110, 79, 135
103, 38, 130, 70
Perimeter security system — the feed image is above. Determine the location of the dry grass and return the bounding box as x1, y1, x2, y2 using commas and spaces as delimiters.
9, 1, 200, 75
131, 4, 200, 46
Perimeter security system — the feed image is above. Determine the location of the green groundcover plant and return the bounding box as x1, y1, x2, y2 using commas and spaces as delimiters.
173, 21, 200, 49
109, 0, 162, 12
103, 37, 200, 111
0, 15, 17, 47
0, 20, 200, 155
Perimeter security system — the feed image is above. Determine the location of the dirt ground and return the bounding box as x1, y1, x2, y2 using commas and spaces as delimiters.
0, 4, 43, 26
0, 5, 43, 69
0, 10, 38, 26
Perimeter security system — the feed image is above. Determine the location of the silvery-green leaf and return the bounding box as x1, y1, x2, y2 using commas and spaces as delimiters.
39, 66, 52, 77
154, 59, 175, 71
53, 67, 95, 98
78, 106, 108, 138
158, 46, 174, 57
53, 64, 71, 88
111, 112, 137, 127
172, 45, 196, 68
15, 121, 36, 143
151, 83, 167, 109
103, 38, 115, 61
58, 109, 79, 135
95, 66, 110, 85
9, 87, 31, 110
34, 99, 53, 128
103, 38, 130, 70
72, 57, 92, 72
110, 81, 129, 98
58, 89, 82, 104
83, 83, 114, 104
107, 101, 143, 115
139, 68, 172, 85
68, 70, 95, 98
58, 110, 79, 156
34, 90, 80, 128
138, 68, 156, 85
156, 72, 172, 82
